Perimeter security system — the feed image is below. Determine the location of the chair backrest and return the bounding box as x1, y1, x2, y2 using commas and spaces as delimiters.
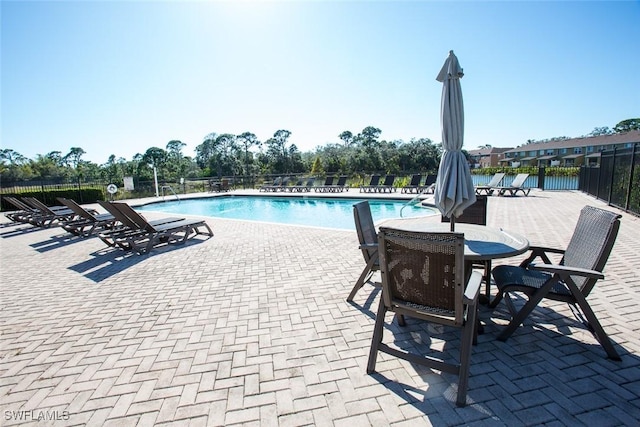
97, 200, 139, 230
487, 173, 506, 187
24, 197, 55, 215
368, 175, 381, 186
441, 195, 487, 225
409, 174, 422, 186
57, 198, 95, 220
5, 196, 33, 212
378, 227, 465, 326
424, 174, 437, 186
563, 206, 621, 294
381, 175, 395, 186
112, 202, 155, 232
353, 201, 378, 265
305, 178, 315, 186
323, 176, 335, 186
335, 176, 347, 186
509, 174, 529, 188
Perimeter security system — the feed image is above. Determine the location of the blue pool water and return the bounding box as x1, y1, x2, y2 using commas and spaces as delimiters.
137, 196, 437, 230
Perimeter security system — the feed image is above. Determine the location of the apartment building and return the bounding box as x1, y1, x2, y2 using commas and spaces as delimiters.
497, 130, 640, 167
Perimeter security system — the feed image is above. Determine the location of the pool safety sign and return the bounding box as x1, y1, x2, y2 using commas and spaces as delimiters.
123, 177, 134, 191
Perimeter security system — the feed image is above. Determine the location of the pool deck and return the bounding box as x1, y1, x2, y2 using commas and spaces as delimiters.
1, 188, 640, 426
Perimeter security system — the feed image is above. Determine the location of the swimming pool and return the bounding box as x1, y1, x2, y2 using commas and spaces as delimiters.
137, 196, 437, 230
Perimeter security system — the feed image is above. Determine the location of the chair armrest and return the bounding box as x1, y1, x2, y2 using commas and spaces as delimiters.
529, 246, 565, 254
359, 243, 378, 250
520, 246, 565, 267
528, 263, 604, 280
463, 271, 482, 305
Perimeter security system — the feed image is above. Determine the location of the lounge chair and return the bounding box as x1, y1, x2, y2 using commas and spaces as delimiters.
314, 176, 335, 193
475, 172, 506, 195
496, 173, 531, 196
401, 174, 422, 194
441, 195, 492, 297
347, 201, 381, 302
96, 201, 185, 251
287, 178, 304, 192
111, 202, 213, 254
3, 196, 37, 224
489, 205, 622, 360
328, 176, 349, 193
420, 174, 437, 194
258, 177, 282, 192
57, 198, 118, 237
367, 227, 482, 407
18, 197, 77, 228
359, 175, 380, 193
289, 177, 315, 192
376, 175, 396, 193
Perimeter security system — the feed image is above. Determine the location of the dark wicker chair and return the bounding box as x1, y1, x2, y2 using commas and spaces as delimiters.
442, 195, 492, 297
367, 227, 482, 406
347, 201, 381, 302
490, 205, 622, 360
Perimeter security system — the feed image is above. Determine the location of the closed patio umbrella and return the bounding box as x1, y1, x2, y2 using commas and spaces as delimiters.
434, 50, 476, 231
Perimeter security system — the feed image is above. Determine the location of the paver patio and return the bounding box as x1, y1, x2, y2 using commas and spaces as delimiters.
1, 189, 639, 426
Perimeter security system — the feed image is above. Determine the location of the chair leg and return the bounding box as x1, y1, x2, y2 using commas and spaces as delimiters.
484, 260, 492, 298
457, 304, 477, 406
568, 285, 621, 360
367, 298, 387, 374
497, 283, 552, 341
347, 257, 377, 302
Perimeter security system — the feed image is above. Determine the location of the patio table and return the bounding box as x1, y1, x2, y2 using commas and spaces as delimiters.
378, 219, 530, 264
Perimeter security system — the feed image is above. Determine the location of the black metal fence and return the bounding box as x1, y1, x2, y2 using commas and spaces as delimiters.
579, 143, 639, 216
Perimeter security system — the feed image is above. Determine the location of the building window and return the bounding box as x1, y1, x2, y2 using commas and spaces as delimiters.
560, 148, 567, 154
587, 146, 594, 152
574, 147, 582, 154
546, 150, 554, 155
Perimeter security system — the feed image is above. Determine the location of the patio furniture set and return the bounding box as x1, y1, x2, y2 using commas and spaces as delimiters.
349, 199, 622, 407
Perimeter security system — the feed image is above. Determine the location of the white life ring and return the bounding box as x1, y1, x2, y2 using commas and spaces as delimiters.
106, 184, 118, 194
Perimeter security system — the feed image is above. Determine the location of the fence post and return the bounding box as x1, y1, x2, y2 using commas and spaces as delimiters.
537, 167, 545, 190
624, 143, 637, 211
607, 147, 617, 204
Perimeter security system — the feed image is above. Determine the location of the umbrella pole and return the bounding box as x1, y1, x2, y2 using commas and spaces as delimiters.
450, 215, 455, 232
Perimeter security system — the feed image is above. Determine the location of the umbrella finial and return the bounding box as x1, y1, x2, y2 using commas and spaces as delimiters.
449, 50, 454, 55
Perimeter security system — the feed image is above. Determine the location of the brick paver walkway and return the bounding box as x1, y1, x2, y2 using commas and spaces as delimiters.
1, 189, 639, 426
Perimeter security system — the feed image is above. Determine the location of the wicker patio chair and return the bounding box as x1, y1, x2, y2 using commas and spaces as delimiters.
347, 201, 381, 302
441, 195, 492, 297
489, 205, 622, 360
367, 227, 482, 407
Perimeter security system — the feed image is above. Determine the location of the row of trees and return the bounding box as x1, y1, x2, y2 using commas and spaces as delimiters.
2, 119, 638, 186
0, 126, 442, 185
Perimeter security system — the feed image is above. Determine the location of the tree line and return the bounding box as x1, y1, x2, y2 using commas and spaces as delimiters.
0, 126, 441, 185
2, 119, 637, 185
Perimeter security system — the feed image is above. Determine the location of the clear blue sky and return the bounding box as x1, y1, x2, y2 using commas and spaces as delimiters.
2, 1, 639, 164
